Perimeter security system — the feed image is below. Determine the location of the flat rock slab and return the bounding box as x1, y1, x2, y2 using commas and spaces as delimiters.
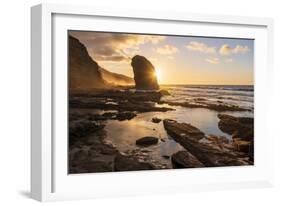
163, 119, 205, 141
136, 136, 159, 146
163, 119, 249, 167
171, 150, 204, 168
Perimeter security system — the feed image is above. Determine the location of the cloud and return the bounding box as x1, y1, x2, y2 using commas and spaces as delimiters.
69, 31, 166, 62
156, 44, 178, 55
94, 55, 129, 62
205, 57, 219, 64
145, 36, 166, 44
219, 44, 249, 55
186, 41, 216, 54
225, 58, 233, 63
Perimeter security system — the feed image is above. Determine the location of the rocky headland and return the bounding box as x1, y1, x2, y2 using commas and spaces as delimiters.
68, 35, 254, 173
69, 36, 107, 89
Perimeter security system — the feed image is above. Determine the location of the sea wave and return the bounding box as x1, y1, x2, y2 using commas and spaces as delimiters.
164, 85, 254, 92
161, 85, 254, 111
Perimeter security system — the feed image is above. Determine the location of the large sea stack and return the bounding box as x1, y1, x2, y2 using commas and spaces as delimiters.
68, 35, 106, 89
131, 55, 159, 90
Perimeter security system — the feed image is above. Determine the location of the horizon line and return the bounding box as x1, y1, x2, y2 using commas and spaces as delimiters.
158, 83, 254, 86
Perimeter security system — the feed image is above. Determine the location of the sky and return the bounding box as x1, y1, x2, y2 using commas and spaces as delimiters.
69, 31, 254, 85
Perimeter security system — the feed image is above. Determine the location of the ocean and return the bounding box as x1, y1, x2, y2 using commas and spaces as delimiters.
161, 85, 254, 112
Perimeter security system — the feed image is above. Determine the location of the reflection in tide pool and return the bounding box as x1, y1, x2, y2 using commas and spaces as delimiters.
104, 106, 250, 168
104, 85, 254, 168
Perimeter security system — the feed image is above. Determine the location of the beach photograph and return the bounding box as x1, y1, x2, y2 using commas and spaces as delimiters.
68, 31, 254, 173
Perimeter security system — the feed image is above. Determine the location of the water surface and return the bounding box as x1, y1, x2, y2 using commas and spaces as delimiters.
104, 85, 254, 168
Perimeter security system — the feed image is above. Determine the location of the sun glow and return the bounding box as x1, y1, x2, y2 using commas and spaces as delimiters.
155, 68, 162, 82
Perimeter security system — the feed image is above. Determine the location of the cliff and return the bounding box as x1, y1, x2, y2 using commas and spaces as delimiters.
68, 35, 106, 89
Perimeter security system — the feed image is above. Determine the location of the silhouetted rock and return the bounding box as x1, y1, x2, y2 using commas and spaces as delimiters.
248, 141, 254, 162
69, 136, 118, 173
116, 112, 136, 121
131, 55, 159, 90
159, 89, 170, 96
217, 114, 253, 141
76, 160, 113, 173
69, 35, 106, 89
102, 112, 118, 120
114, 153, 155, 171
136, 136, 158, 146
71, 89, 165, 102
162, 155, 170, 159
152, 117, 162, 123
69, 95, 173, 113
69, 119, 105, 144
171, 151, 204, 168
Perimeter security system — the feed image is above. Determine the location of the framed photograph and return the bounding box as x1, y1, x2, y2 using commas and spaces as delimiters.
31, 3, 274, 201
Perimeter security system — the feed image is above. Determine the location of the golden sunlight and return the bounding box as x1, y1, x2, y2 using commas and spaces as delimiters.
155, 68, 162, 82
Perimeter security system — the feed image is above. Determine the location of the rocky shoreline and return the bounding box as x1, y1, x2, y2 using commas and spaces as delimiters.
163, 119, 252, 167
69, 88, 254, 173
70, 89, 174, 113
68, 35, 254, 173
69, 118, 157, 173
159, 100, 251, 112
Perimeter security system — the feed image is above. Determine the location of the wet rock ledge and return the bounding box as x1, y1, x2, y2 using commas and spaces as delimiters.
217, 114, 254, 161
163, 118, 253, 167
159, 100, 250, 112
70, 89, 173, 113
69, 114, 156, 173
171, 151, 204, 168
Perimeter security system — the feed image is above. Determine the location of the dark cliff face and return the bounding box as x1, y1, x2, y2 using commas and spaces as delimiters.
131, 55, 159, 90
68, 35, 106, 89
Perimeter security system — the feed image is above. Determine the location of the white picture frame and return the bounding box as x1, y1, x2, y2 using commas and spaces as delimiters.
31, 3, 274, 202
